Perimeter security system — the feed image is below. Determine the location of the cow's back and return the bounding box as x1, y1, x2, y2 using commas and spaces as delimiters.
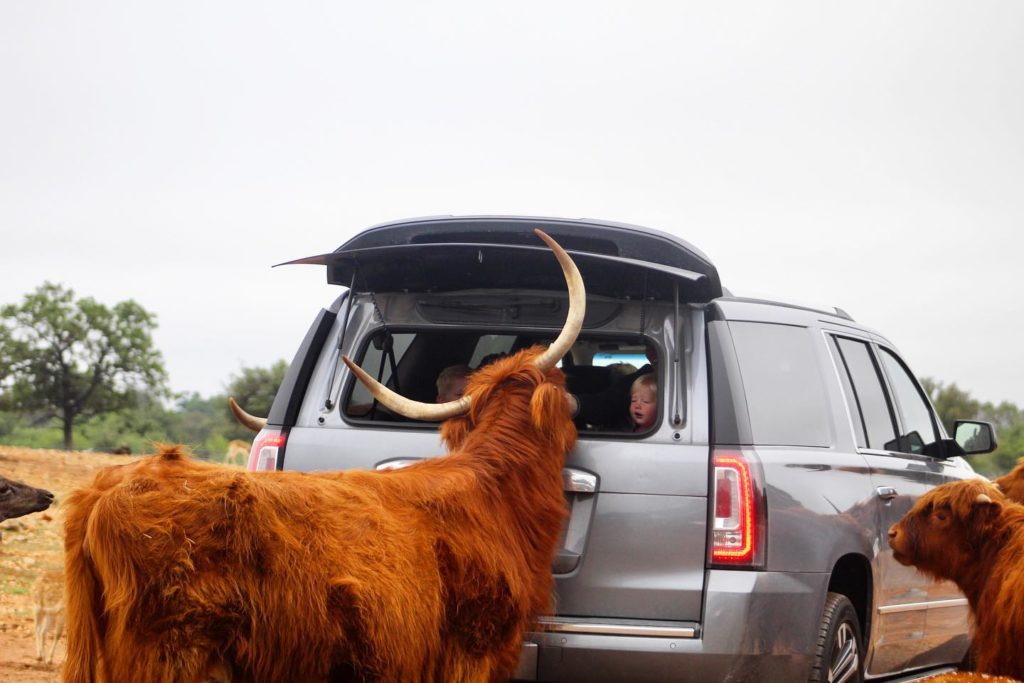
64, 449, 451, 681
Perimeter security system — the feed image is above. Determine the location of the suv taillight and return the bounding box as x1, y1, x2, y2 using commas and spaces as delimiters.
710, 449, 765, 567
247, 429, 287, 472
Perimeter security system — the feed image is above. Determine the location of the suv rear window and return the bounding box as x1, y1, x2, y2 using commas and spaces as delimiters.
344, 330, 659, 434
728, 321, 831, 447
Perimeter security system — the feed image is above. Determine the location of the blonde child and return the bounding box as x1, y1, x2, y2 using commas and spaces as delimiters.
629, 374, 657, 432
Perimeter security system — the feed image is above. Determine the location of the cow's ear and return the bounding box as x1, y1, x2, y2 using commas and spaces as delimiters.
971, 492, 1001, 525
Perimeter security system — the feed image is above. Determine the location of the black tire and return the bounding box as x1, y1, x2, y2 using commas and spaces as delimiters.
808, 592, 864, 683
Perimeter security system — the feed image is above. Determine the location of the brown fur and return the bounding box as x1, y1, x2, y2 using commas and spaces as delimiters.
889, 479, 1024, 679
993, 458, 1024, 505
63, 346, 576, 683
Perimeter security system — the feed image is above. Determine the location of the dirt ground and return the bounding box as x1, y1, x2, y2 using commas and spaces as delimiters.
0, 445, 143, 683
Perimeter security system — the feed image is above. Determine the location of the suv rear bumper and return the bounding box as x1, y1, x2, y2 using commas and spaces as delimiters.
519, 569, 830, 682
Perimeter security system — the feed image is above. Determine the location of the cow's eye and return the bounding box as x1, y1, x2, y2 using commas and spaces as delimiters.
0, 485, 10, 498
934, 510, 948, 522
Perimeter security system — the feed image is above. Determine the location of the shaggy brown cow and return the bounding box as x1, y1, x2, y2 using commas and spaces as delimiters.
993, 457, 1024, 504
0, 473, 53, 522
63, 230, 583, 683
889, 479, 1024, 679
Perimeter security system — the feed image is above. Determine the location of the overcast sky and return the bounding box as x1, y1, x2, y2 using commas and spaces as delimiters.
2, 1, 1022, 407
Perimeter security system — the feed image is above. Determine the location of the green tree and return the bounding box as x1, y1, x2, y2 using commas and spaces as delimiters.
165, 391, 233, 457
224, 360, 287, 438
922, 377, 1024, 477
921, 377, 980, 435
0, 282, 168, 449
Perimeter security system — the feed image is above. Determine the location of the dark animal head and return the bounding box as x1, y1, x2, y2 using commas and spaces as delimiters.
888, 478, 1003, 582
0, 474, 54, 522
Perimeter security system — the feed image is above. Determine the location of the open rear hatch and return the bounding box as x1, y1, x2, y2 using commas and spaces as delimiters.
277, 215, 722, 304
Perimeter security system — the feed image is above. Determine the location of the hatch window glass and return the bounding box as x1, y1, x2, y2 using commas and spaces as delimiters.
833, 337, 898, 451
878, 348, 939, 455
727, 321, 831, 447
344, 330, 662, 436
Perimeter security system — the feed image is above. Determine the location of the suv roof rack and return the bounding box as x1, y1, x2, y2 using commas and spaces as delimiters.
717, 296, 855, 322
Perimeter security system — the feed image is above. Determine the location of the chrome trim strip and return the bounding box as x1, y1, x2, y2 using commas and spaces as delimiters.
537, 618, 697, 638
375, 458, 421, 471
877, 598, 968, 615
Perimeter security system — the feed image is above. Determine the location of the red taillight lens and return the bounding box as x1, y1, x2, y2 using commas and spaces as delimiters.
710, 450, 761, 565
715, 476, 734, 519
247, 430, 287, 472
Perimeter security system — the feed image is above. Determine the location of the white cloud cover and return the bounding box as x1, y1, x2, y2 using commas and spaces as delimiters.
2, 1, 1022, 405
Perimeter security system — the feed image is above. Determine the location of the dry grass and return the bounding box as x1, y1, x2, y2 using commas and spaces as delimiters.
0, 445, 143, 682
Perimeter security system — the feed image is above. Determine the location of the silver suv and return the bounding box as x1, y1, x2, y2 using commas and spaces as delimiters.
241, 216, 995, 682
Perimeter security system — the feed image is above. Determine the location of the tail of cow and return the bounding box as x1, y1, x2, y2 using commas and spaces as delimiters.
62, 486, 105, 683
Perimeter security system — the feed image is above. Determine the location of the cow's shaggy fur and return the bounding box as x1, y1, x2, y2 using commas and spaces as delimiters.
63, 346, 576, 683
889, 479, 1024, 679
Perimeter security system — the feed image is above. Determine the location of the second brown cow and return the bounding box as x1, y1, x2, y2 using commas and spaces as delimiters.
889, 478, 1024, 680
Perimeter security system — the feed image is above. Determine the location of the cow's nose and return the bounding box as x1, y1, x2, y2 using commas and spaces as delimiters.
887, 526, 897, 540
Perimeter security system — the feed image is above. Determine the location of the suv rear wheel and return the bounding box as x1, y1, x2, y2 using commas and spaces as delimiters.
809, 592, 863, 683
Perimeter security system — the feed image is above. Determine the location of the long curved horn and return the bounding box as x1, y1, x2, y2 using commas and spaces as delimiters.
342, 357, 472, 421
229, 397, 267, 432
530, 229, 586, 370
343, 229, 586, 420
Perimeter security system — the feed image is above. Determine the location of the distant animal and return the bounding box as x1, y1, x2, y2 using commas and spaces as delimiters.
32, 570, 64, 664
110, 445, 132, 455
993, 457, 1024, 503
889, 478, 1024, 679
223, 439, 249, 466
63, 229, 584, 682
0, 473, 54, 522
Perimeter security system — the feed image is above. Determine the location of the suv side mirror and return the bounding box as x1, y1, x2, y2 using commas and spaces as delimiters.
953, 420, 998, 455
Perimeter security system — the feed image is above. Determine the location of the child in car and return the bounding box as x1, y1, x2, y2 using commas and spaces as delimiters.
629, 374, 658, 432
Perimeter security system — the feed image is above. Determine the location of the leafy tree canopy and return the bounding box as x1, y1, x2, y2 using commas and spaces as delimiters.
0, 282, 168, 449
922, 377, 1024, 477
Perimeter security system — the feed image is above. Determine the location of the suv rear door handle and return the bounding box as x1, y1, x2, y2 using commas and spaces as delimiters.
876, 486, 898, 501
563, 468, 597, 493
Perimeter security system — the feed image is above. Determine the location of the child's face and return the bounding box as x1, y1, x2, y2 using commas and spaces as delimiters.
437, 376, 468, 403
630, 388, 657, 430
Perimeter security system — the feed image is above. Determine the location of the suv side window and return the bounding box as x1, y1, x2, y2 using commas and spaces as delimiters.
828, 336, 867, 449
878, 348, 939, 455
728, 321, 831, 447
832, 336, 898, 451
